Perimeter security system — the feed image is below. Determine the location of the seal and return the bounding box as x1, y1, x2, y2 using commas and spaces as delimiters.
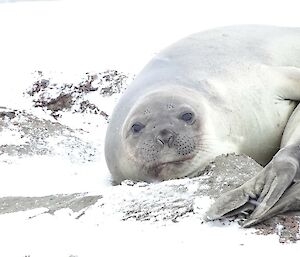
105, 25, 300, 226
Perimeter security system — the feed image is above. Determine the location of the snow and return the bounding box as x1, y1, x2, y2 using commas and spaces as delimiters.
0, 207, 299, 257
1, 0, 300, 256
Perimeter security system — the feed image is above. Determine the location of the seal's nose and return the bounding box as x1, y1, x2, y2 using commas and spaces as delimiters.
157, 129, 174, 147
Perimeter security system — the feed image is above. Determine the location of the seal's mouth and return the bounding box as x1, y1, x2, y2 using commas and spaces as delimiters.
160, 159, 187, 167
147, 155, 194, 177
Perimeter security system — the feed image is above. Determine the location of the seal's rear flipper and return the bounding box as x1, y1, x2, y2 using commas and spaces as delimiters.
242, 181, 300, 227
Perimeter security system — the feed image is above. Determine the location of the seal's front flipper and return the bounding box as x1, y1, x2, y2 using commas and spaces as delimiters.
205, 177, 261, 221
271, 65, 300, 101
205, 187, 250, 220
206, 144, 300, 225
243, 181, 300, 227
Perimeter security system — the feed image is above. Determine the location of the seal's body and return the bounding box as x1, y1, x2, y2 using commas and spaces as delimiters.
105, 25, 300, 226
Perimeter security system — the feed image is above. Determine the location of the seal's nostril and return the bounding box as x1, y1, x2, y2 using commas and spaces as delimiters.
168, 135, 174, 147
157, 129, 175, 147
157, 138, 164, 146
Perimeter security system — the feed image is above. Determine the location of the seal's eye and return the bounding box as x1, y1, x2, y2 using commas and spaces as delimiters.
180, 112, 194, 122
131, 122, 145, 133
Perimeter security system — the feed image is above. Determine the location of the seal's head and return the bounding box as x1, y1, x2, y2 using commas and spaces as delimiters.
105, 86, 223, 184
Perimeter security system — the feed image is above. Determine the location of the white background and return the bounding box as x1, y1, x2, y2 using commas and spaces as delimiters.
0, 0, 300, 256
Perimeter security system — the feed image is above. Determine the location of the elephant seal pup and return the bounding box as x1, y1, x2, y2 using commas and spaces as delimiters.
105, 25, 300, 226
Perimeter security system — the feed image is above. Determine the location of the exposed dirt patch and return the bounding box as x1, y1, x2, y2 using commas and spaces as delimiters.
26, 70, 132, 119
255, 215, 300, 243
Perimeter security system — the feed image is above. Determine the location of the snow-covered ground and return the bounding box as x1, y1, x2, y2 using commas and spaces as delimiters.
1, 0, 300, 256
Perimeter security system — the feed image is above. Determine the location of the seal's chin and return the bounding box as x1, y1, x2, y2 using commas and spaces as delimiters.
145, 155, 194, 180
